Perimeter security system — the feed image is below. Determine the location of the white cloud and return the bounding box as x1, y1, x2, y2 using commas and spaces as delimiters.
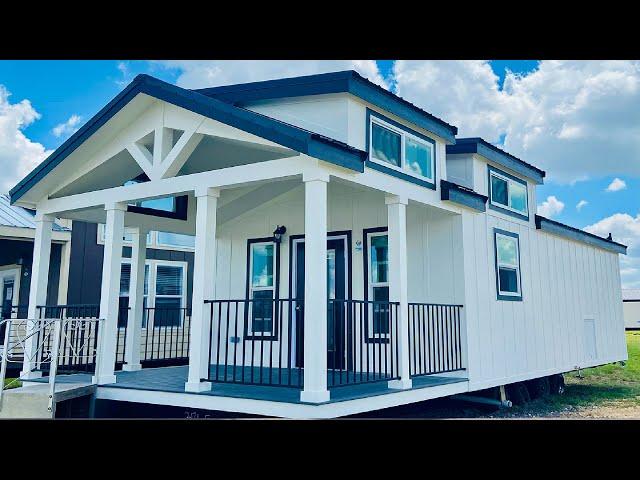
52, 114, 82, 139
606, 177, 627, 192
0, 85, 51, 193
576, 200, 589, 211
585, 213, 640, 288
152, 60, 388, 90
537, 195, 565, 218
393, 60, 640, 183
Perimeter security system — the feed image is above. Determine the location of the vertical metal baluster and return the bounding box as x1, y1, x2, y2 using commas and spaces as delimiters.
269, 299, 274, 385
277, 299, 283, 385
287, 299, 293, 387
215, 302, 222, 381
241, 301, 247, 384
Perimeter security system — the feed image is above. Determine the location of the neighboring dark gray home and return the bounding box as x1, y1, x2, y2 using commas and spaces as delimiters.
1, 193, 195, 369
0, 193, 70, 320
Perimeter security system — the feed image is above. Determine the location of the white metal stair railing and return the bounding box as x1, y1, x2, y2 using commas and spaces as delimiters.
0, 317, 104, 416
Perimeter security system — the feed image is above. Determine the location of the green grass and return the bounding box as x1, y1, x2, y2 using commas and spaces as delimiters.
3, 378, 21, 390
494, 331, 640, 417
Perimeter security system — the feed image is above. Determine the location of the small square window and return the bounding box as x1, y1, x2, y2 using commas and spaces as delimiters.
490, 175, 508, 206
371, 123, 401, 167
489, 168, 529, 218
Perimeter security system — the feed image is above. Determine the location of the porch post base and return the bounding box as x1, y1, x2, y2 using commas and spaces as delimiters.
185, 380, 212, 393
19, 370, 42, 380
300, 389, 330, 404
388, 378, 412, 390
122, 363, 142, 372
92, 374, 117, 385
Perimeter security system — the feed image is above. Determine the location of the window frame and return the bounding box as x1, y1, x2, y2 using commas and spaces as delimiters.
487, 165, 529, 221
494, 228, 523, 301
244, 237, 280, 340
363, 227, 391, 343
119, 259, 188, 327
366, 109, 437, 190
98, 225, 195, 253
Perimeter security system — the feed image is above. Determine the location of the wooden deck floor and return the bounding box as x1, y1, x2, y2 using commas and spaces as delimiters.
29, 365, 467, 405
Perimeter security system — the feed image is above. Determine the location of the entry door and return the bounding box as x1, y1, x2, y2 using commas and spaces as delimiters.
294, 238, 347, 369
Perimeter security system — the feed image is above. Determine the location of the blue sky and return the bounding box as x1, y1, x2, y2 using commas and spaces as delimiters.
1, 60, 638, 285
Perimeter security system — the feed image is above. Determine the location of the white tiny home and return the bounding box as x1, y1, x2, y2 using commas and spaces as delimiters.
2, 71, 627, 418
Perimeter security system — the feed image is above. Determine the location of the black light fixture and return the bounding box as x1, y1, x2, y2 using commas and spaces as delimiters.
273, 225, 287, 244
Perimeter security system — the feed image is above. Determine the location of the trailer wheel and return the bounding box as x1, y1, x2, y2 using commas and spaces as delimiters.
526, 377, 551, 399
548, 374, 565, 395
506, 382, 530, 405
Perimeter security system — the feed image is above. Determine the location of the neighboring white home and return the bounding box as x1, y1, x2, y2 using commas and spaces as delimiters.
622, 289, 640, 330
3, 71, 628, 418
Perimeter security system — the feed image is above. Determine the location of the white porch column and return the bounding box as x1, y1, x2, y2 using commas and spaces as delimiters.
93, 202, 126, 385
20, 214, 54, 379
123, 227, 147, 372
185, 187, 219, 392
386, 195, 412, 389
300, 172, 330, 403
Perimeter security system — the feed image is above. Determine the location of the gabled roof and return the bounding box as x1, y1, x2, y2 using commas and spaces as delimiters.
0, 194, 68, 232
10, 74, 368, 204
195, 70, 459, 144
446, 137, 546, 185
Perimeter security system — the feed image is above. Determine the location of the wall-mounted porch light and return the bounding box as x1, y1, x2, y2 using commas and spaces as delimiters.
273, 225, 287, 244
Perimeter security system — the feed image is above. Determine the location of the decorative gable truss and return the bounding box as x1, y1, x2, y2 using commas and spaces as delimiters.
48, 98, 296, 199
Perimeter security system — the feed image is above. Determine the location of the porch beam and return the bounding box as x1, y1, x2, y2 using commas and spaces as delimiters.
386, 194, 412, 389
300, 171, 330, 403
20, 213, 55, 379
37, 156, 308, 215
122, 227, 148, 371
93, 202, 127, 385
185, 187, 220, 392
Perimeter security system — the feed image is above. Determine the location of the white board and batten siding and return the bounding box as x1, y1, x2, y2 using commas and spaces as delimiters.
462, 209, 627, 391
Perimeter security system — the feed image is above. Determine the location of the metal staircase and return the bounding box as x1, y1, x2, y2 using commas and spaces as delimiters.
0, 316, 103, 418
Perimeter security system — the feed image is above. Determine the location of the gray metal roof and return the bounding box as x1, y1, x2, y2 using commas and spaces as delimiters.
0, 194, 68, 232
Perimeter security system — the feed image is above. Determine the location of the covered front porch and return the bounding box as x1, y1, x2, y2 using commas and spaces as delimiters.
7, 80, 468, 411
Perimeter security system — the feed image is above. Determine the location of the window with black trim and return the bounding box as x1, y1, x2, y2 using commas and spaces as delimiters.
488, 166, 529, 218
247, 241, 276, 336
119, 260, 185, 327
369, 113, 436, 184
494, 229, 522, 301
365, 229, 391, 338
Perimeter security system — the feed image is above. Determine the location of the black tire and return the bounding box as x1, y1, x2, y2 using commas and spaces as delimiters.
506, 382, 530, 406
526, 377, 551, 399
548, 374, 565, 395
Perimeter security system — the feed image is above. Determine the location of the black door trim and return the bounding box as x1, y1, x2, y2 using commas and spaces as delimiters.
288, 230, 353, 369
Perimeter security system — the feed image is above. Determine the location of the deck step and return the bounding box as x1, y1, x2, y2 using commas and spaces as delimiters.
0, 383, 96, 418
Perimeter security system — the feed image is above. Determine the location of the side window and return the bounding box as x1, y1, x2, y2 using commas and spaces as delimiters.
248, 241, 276, 336
494, 229, 522, 301
366, 230, 390, 336
154, 265, 185, 327
488, 166, 529, 219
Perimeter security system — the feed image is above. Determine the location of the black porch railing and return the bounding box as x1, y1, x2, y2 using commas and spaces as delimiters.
327, 299, 400, 387
206, 299, 303, 388
34, 305, 107, 374
408, 303, 464, 377
204, 298, 401, 389
138, 307, 191, 365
